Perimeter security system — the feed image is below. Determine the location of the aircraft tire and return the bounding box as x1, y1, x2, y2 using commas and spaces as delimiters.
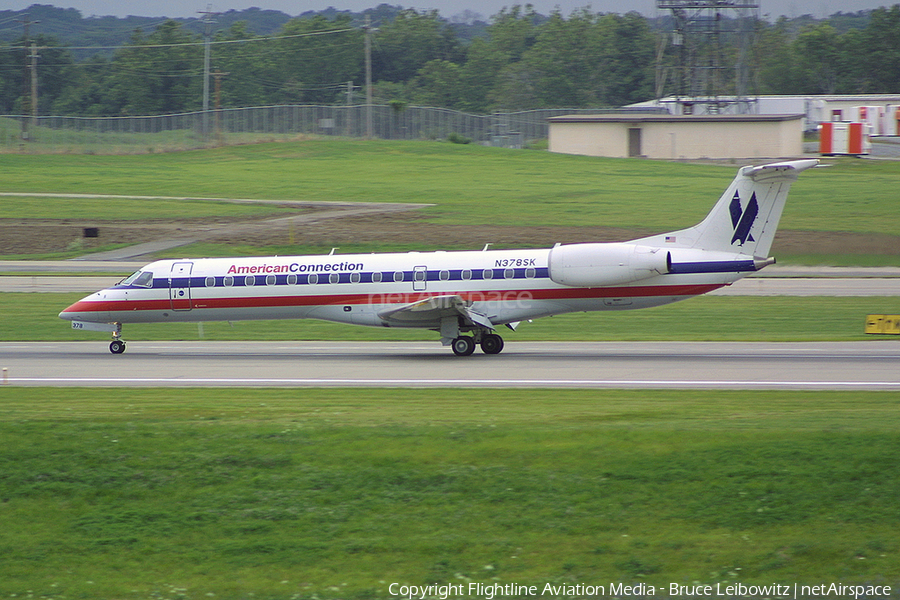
480, 333, 504, 355
451, 336, 476, 356
109, 340, 126, 354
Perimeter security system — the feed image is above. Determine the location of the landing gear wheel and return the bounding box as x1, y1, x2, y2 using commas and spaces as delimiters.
451, 336, 476, 356
109, 340, 126, 354
480, 333, 504, 355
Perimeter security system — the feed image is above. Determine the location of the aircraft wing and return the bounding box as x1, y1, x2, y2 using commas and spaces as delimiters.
377, 295, 494, 329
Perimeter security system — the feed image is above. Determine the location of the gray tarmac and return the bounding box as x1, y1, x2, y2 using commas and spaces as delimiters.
2, 340, 898, 390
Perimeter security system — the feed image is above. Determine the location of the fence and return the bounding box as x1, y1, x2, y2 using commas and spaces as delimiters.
0, 105, 650, 154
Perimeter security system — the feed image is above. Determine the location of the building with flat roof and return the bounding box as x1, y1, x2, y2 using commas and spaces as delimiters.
547, 113, 804, 160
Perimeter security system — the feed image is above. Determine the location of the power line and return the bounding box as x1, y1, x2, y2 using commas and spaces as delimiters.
5, 26, 358, 51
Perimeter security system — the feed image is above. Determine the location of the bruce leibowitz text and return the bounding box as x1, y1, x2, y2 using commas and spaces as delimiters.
388, 582, 893, 600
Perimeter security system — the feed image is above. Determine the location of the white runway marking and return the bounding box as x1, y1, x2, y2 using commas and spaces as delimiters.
7, 377, 900, 390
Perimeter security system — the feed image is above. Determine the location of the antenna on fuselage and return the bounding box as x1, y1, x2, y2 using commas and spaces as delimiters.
481, 243, 492, 251
329, 247, 339, 255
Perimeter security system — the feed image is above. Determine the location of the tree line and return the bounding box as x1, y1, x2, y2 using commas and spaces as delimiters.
1, 4, 899, 118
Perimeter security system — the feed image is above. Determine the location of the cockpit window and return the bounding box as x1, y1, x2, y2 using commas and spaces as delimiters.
134, 272, 154, 287
120, 270, 154, 288
120, 271, 141, 286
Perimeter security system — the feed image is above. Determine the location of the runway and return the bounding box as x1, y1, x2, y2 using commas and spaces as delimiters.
2, 341, 898, 390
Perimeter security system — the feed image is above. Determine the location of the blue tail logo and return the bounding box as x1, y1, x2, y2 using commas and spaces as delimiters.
729, 191, 758, 246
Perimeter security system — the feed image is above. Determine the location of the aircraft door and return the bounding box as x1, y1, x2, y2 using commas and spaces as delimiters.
169, 261, 193, 311
413, 265, 427, 292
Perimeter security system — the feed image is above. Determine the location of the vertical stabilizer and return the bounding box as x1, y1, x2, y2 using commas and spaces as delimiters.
634, 159, 818, 258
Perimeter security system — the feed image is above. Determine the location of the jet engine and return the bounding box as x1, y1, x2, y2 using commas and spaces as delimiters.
548, 243, 669, 287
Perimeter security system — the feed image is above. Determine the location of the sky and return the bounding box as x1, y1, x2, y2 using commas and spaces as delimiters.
5, 0, 893, 21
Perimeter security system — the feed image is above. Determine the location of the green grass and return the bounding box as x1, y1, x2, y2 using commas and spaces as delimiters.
0, 195, 305, 221
8, 292, 899, 342
1, 388, 899, 599
1, 140, 899, 236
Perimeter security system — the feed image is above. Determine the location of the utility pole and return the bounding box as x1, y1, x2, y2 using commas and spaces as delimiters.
346, 80, 353, 136
30, 43, 39, 132
364, 14, 373, 139
18, 14, 38, 141
198, 6, 217, 139
212, 69, 229, 145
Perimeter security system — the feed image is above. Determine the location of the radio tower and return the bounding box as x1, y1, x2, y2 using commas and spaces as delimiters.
656, 0, 759, 115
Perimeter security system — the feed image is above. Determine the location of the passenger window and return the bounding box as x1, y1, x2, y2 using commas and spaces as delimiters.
350, 272, 361, 284
482, 269, 493, 280
373, 272, 383, 283
393, 271, 404, 282
266, 275, 276, 286
329, 273, 339, 284
308, 274, 318, 285
205, 276, 215, 288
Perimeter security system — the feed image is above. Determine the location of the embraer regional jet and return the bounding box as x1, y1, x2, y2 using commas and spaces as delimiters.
60, 159, 818, 355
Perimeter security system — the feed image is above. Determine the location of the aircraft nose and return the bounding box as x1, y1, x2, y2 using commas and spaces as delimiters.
59, 294, 109, 323
59, 299, 86, 321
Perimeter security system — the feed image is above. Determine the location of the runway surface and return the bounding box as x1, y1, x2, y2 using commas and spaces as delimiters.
2, 341, 898, 390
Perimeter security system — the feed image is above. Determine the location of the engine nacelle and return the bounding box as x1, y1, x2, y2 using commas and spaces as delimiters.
548, 243, 669, 287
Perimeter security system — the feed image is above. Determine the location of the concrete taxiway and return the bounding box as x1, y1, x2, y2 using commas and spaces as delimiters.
2, 341, 898, 390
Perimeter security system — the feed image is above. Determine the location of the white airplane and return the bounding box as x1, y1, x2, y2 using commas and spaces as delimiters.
60, 159, 818, 355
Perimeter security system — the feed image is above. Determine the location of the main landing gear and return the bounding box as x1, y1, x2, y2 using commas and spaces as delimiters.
451, 332, 504, 356
109, 323, 126, 354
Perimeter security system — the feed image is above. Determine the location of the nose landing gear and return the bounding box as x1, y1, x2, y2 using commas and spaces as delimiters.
109, 323, 125, 354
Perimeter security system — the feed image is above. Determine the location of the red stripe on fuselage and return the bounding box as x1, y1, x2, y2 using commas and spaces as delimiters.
63, 283, 724, 315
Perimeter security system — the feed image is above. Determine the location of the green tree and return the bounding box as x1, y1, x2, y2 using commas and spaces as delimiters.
863, 5, 900, 91
836, 27, 870, 93
456, 37, 507, 112
793, 23, 841, 93
49, 54, 115, 116
212, 21, 274, 108
410, 59, 462, 107
272, 15, 363, 104
107, 21, 202, 115
502, 9, 654, 109
373, 9, 462, 83
595, 12, 654, 106
754, 17, 800, 94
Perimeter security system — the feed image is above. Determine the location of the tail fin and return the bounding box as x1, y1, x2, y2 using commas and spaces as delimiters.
635, 159, 818, 257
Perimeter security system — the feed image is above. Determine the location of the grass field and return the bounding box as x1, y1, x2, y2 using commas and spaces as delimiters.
2, 388, 899, 599
1, 140, 899, 262
2, 140, 899, 599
